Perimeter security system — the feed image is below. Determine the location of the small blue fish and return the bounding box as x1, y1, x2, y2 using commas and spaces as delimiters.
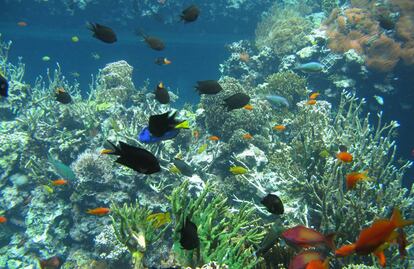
265, 95, 289, 108
294, 62, 324, 73
138, 127, 179, 143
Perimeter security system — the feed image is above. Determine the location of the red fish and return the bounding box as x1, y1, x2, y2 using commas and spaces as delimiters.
289, 251, 324, 269
336, 151, 353, 163
0, 216, 7, 223
345, 171, 369, 190
282, 225, 335, 250
336, 208, 414, 267
87, 207, 111, 216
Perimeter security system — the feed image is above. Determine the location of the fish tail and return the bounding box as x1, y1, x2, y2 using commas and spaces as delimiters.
390, 208, 414, 228
175, 120, 190, 129
325, 232, 336, 250
85, 22, 95, 32
335, 243, 356, 257
135, 28, 146, 39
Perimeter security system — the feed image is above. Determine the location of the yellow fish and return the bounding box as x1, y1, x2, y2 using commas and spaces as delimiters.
175, 120, 190, 129
147, 212, 171, 228
229, 166, 248, 175
197, 143, 208, 154
169, 165, 181, 174
43, 185, 54, 194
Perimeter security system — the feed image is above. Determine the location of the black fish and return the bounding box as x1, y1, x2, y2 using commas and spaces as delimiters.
378, 15, 395, 30
180, 217, 199, 250
180, 5, 200, 23
55, 88, 72, 104
261, 193, 284, 215
223, 93, 250, 111
154, 82, 170, 104
195, 80, 223, 95
339, 145, 347, 152
0, 73, 8, 97
87, 23, 117, 43
173, 159, 194, 176
149, 111, 182, 137
103, 141, 161, 174
136, 29, 165, 51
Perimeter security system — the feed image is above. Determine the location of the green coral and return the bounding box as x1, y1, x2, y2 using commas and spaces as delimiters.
111, 201, 168, 269
169, 180, 265, 268
255, 6, 313, 57
261, 71, 308, 104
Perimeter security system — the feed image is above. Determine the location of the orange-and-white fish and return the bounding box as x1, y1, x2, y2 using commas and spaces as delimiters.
282, 225, 335, 249
51, 179, 68, 186
87, 207, 111, 216
336, 208, 414, 267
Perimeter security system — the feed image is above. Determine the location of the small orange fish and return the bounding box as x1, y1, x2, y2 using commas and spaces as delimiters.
273, 125, 286, 132
305, 258, 329, 269
309, 92, 320, 100
193, 130, 199, 140
307, 99, 317, 105
337, 151, 353, 163
243, 104, 253, 110
51, 179, 68, 186
346, 171, 368, 190
209, 135, 220, 141
243, 133, 253, 139
17, 21, 27, 27
0, 216, 7, 223
239, 52, 250, 62
87, 207, 111, 215
336, 208, 414, 267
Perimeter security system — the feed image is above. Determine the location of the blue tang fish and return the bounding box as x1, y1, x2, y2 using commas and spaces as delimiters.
294, 62, 324, 73
139, 127, 179, 143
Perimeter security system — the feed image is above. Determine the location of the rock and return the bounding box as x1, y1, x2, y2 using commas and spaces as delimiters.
234, 144, 268, 170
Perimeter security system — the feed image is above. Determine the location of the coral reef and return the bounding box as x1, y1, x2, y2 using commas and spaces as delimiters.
324, 0, 414, 73
169, 180, 265, 268
255, 5, 313, 57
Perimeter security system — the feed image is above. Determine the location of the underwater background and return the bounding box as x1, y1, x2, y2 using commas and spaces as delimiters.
1, 0, 414, 268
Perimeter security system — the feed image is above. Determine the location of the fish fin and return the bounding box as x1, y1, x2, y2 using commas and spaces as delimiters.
390, 208, 414, 228
85, 22, 95, 32
175, 120, 190, 129
335, 243, 356, 257
386, 230, 399, 243
104, 140, 121, 156
325, 232, 336, 250
373, 250, 386, 267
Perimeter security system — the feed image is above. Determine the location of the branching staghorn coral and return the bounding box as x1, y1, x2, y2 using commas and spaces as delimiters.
244, 91, 413, 267
169, 179, 265, 268
111, 201, 168, 269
